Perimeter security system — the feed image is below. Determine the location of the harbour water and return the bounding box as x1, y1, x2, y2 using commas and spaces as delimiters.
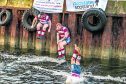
0, 52, 126, 84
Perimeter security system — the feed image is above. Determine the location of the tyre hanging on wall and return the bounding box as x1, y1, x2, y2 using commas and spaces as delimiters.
22, 8, 40, 31
0, 9, 12, 26
81, 8, 107, 32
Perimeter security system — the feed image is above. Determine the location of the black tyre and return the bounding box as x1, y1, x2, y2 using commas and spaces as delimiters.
22, 8, 40, 31
0, 9, 12, 26
31, 7, 40, 16
81, 8, 107, 32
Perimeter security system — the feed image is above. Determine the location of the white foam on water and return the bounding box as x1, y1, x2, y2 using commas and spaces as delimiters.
16, 56, 60, 64
83, 73, 126, 83
0, 53, 59, 64
0, 62, 4, 68
0, 53, 18, 59
1, 54, 126, 83
31, 65, 86, 84
4, 55, 60, 67
31, 65, 70, 76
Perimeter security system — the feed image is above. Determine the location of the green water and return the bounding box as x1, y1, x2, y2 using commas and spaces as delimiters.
0, 53, 126, 84
83, 58, 126, 77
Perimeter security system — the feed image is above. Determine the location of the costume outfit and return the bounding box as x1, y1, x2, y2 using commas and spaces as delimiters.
57, 26, 71, 59
36, 14, 50, 38
71, 49, 81, 78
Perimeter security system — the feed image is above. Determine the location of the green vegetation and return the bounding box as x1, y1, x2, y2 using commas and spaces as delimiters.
106, 1, 126, 14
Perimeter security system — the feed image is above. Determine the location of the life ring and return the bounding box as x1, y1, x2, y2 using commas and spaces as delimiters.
81, 8, 107, 32
22, 8, 40, 31
0, 9, 12, 26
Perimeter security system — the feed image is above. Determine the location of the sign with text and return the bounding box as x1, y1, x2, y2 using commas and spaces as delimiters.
33, 0, 64, 13
66, 0, 108, 12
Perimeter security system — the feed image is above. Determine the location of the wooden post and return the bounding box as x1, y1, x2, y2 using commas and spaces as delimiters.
82, 15, 93, 58
120, 16, 126, 59
28, 31, 35, 54
20, 29, 29, 53
82, 29, 92, 58
62, 0, 66, 25
4, 14, 11, 51
35, 36, 42, 55
112, 17, 124, 59
91, 32, 102, 58
122, 17, 126, 50
45, 32, 51, 56
50, 13, 60, 57
0, 25, 5, 51
67, 12, 77, 59
20, 10, 29, 53
16, 10, 25, 53
9, 9, 18, 52
35, 26, 46, 55
14, 10, 23, 54
101, 16, 112, 59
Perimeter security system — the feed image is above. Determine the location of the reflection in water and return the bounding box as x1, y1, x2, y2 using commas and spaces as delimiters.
0, 52, 126, 84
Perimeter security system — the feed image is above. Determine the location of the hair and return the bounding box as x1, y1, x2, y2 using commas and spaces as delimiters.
39, 12, 45, 15
56, 23, 62, 27
75, 39, 79, 46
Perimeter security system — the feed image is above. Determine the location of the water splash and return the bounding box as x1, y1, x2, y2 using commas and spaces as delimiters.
0, 52, 126, 83
83, 73, 126, 83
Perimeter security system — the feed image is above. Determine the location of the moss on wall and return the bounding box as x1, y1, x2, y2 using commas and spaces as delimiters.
106, 1, 126, 14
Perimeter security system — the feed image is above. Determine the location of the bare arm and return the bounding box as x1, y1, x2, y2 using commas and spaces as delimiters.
57, 33, 60, 44
31, 17, 37, 27
48, 20, 52, 32
59, 32, 69, 42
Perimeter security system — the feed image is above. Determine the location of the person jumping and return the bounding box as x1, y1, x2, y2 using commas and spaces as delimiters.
66, 42, 82, 84
31, 12, 51, 39
56, 23, 71, 62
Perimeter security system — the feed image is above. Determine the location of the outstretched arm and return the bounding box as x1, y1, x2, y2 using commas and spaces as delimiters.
31, 17, 37, 28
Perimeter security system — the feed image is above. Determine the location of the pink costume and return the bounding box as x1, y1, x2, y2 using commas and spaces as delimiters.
35, 14, 50, 24
57, 26, 71, 59
57, 26, 70, 39
35, 14, 50, 39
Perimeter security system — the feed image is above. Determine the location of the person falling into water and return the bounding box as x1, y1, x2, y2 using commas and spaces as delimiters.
66, 41, 82, 84
31, 12, 51, 39
56, 23, 71, 63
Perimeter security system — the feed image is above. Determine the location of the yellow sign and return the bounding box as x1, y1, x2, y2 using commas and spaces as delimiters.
1, 0, 33, 8
0, 0, 7, 6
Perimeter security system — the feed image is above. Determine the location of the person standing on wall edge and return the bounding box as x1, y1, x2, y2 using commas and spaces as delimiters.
56, 23, 71, 63
31, 12, 51, 39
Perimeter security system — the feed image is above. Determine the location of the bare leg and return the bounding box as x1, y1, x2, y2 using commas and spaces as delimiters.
57, 44, 62, 57
36, 23, 43, 39
58, 41, 67, 59
59, 41, 67, 49
41, 24, 49, 36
